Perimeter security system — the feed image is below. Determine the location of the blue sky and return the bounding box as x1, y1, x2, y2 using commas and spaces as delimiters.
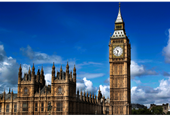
1, 2, 170, 107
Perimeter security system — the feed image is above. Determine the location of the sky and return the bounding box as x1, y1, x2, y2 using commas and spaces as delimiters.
0, 2, 170, 108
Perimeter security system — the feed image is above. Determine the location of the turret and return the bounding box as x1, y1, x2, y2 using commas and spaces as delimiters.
36, 69, 40, 83
89, 92, 92, 103
73, 65, 76, 82
80, 90, 82, 101
3, 89, 5, 100
18, 64, 22, 84
28, 67, 31, 74
77, 90, 79, 100
56, 70, 59, 79
86, 92, 89, 102
40, 66, 44, 84
70, 71, 72, 81
66, 62, 69, 81
52, 62, 55, 83
98, 87, 102, 103
31, 63, 35, 83
11, 89, 13, 100
8, 88, 10, 94
59, 65, 62, 80
83, 91, 86, 101
92, 94, 94, 103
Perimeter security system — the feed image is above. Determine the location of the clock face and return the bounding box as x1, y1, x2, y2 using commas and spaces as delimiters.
113, 46, 123, 56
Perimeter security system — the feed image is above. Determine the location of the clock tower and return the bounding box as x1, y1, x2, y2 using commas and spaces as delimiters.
109, 3, 131, 115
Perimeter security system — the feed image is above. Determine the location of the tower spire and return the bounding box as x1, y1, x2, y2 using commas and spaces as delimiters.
115, 2, 123, 23
111, 2, 126, 38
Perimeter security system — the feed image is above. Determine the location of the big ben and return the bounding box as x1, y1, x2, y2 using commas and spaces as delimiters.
109, 3, 131, 115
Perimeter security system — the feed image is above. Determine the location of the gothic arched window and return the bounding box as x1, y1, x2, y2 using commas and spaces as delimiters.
41, 102, 44, 111
119, 65, 122, 74
115, 65, 117, 74
58, 86, 62, 94
24, 87, 28, 94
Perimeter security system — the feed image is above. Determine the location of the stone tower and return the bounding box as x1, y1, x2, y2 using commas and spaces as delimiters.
109, 3, 131, 115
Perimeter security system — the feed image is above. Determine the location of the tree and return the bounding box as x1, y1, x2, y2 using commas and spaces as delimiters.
131, 107, 152, 115
151, 106, 163, 115
166, 111, 170, 115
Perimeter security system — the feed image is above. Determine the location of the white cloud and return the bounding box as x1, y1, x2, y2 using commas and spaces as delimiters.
133, 79, 141, 84
76, 77, 97, 94
131, 60, 158, 79
104, 77, 110, 83
163, 29, 170, 63
78, 72, 105, 79
137, 59, 152, 63
131, 77, 170, 107
45, 74, 51, 85
20, 45, 62, 64
99, 85, 110, 98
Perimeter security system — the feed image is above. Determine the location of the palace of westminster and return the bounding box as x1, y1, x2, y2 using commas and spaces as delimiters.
0, 4, 131, 115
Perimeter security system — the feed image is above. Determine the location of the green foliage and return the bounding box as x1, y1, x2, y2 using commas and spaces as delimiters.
132, 107, 153, 115
166, 111, 170, 115
151, 106, 163, 115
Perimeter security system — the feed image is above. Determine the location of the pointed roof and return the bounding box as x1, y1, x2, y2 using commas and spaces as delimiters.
32, 63, 35, 70
60, 65, 62, 72
66, 61, 69, 69
73, 64, 76, 72
28, 67, 31, 74
115, 3, 123, 23
19, 64, 22, 70
41, 65, 44, 74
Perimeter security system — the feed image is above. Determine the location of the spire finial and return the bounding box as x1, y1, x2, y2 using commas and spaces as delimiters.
60, 65, 62, 72
66, 61, 69, 69
119, 2, 121, 8
42, 65, 43, 70
28, 67, 31, 73
52, 62, 55, 69
32, 63, 35, 70
19, 64, 22, 70
73, 64, 76, 72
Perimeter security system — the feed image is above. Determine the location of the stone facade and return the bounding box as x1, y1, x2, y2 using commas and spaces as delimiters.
109, 4, 131, 115
0, 63, 104, 115
149, 103, 170, 114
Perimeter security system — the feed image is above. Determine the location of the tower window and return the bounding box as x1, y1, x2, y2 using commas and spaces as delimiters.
14, 104, 17, 112
23, 102, 28, 111
35, 103, 37, 111
24, 87, 28, 94
41, 103, 44, 111
115, 65, 117, 74
120, 106, 123, 114
58, 86, 62, 94
6, 104, 9, 112
116, 26, 122, 29
119, 65, 122, 74
57, 102, 63, 111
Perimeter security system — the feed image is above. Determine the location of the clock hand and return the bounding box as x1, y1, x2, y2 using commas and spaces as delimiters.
117, 50, 119, 55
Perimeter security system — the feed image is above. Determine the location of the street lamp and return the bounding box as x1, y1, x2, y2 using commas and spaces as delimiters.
48, 102, 52, 115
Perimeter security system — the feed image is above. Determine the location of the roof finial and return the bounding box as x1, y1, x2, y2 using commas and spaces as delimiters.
119, 2, 121, 8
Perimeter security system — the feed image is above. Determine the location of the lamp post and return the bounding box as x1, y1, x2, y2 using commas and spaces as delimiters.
48, 102, 52, 115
